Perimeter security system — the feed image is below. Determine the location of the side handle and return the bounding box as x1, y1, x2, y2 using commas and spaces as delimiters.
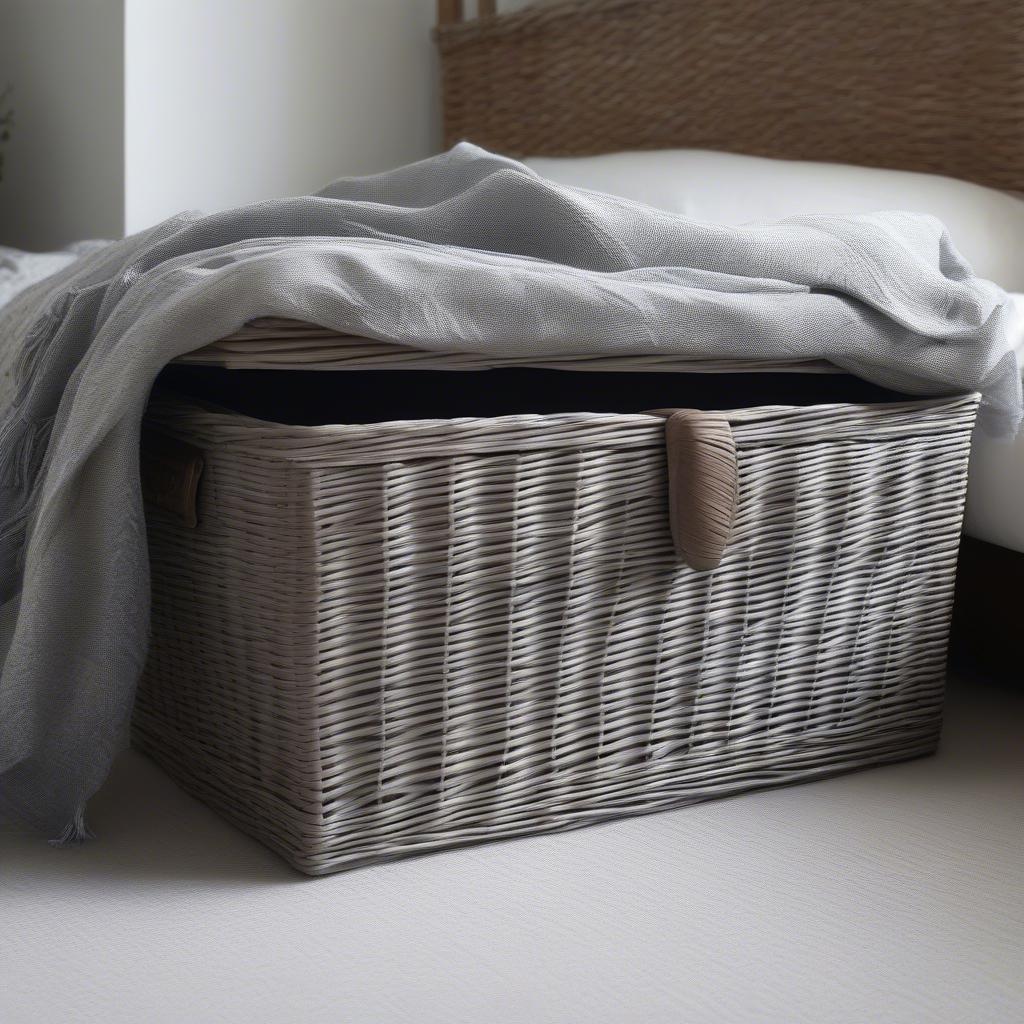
141, 429, 204, 529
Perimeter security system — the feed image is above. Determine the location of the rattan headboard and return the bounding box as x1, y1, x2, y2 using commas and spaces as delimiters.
436, 0, 1024, 192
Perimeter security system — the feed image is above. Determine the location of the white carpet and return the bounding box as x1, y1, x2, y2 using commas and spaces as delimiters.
2, 672, 1021, 1024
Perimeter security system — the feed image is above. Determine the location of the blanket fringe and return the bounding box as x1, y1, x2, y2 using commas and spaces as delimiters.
48, 806, 95, 847
13, 301, 67, 387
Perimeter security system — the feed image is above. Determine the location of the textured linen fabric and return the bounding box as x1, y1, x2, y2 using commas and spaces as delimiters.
525, 148, 1024, 291
0, 143, 1019, 840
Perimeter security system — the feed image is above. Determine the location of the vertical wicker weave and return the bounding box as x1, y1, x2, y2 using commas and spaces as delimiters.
436, 0, 1024, 193
134, 385, 978, 875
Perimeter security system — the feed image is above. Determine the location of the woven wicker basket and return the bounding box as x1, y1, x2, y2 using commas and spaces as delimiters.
133, 350, 978, 875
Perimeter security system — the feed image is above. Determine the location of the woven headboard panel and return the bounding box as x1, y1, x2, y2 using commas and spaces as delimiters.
436, 0, 1024, 192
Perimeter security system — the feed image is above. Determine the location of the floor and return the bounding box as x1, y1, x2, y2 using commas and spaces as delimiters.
2, 671, 1021, 1024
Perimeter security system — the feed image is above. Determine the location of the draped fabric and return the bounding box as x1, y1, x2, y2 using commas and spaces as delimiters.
0, 144, 1018, 840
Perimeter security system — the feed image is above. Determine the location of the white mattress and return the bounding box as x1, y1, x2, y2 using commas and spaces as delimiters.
965, 294, 1024, 550
526, 149, 1024, 292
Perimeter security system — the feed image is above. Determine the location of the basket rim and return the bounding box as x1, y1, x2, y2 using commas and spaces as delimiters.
143, 391, 980, 469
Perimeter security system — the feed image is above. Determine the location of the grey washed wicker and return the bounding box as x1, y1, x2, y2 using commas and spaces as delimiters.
134, 345, 978, 875
133, 0, 993, 875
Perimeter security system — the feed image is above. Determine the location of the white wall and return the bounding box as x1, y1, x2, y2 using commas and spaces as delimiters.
0, 0, 565, 248
123, 0, 440, 233
0, 0, 125, 249
0, 0, 441, 247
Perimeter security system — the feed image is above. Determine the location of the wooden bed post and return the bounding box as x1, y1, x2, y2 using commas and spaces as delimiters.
438, 0, 496, 23
437, 0, 464, 25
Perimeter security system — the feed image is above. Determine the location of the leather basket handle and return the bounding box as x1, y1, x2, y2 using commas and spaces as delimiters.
648, 409, 738, 571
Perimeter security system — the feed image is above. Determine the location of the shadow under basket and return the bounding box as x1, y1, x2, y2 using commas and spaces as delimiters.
133, 362, 979, 875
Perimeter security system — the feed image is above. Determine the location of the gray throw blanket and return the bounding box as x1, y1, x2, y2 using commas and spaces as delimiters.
0, 143, 1019, 841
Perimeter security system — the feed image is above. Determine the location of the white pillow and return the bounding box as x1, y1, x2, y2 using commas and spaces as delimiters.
525, 149, 1024, 292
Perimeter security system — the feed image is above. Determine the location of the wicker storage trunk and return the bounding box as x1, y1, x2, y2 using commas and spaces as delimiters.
134, 363, 978, 875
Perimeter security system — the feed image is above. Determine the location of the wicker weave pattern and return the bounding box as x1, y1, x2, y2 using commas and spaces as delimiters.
180, 318, 838, 375
134, 391, 977, 874
436, 0, 1024, 193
